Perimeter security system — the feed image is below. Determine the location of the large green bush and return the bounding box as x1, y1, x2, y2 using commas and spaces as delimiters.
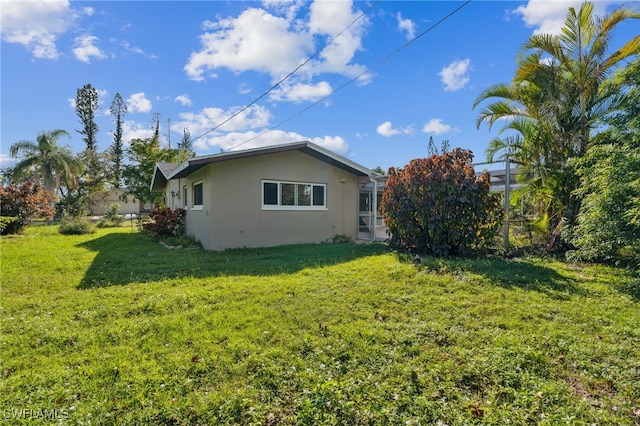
566, 57, 640, 262
567, 141, 640, 262
59, 218, 96, 235
380, 148, 504, 256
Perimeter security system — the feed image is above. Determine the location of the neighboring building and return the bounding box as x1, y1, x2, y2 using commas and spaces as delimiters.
151, 141, 387, 251
93, 187, 153, 216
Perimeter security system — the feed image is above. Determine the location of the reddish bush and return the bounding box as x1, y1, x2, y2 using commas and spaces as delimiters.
0, 182, 56, 234
380, 148, 504, 256
142, 208, 186, 237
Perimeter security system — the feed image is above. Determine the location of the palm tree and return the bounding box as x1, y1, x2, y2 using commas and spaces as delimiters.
9, 129, 80, 196
516, 1, 640, 151
474, 1, 639, 248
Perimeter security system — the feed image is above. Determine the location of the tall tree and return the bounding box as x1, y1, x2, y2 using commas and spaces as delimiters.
122, 137, 180, 207
152, 112, 161, 143
76, 84, 100, 152
180, 127, 192, 152
177, 127, 197, 163
108, 92, 127, 188
515, 1, 640, 152
8, 129, 80, 196
427, 136, 437, 156
474, 1, 640, 248
75, 83, 106, 214
568, 56, 640, 261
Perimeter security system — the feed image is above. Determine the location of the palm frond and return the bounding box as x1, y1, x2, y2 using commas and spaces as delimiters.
603, 35, 640, 72
472, 83, 515, 109
9, 140, 37, 158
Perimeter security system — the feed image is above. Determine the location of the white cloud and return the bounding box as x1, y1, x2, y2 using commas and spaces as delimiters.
513, 0, 614, 35
184, 0, 369, 102
377, 122, 399, 137
192, 129, 348, 156
423, 118, 451, 135
127, 93, 152, 113
175, 94, 192, 107
269, 81, 332, 103
172, 102, 348, 155
307, 135, 348, 155
376, 121, 412, 137
263, 0, 306, 21
238, 83, 252, 95
122, 121, 155, 144
73, 35, 106, 63
122, 41, 143, 55
0, 0, 76, 59
175, 105, 272, 136
438, 59, 471, 91
121, 40, 158, 59
184, 7, 311, 81
307, 0, 368, 77
397, 13, 415, 40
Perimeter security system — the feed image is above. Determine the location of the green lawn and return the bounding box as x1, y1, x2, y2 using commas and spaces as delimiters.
1, 226, 639, 425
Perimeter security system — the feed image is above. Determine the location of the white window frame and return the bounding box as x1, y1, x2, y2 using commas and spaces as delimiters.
192, 181, 203, 211
261, 180, 327, 211
183, 185, 188, 210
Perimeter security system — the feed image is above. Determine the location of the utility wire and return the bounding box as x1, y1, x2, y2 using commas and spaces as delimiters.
227, 0, 473, 151
191, 0, 381, 144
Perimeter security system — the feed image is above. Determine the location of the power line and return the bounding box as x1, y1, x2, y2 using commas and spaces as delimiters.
191, 0, 381, 144
230, 0, 473, 150
227, 0, 473, 152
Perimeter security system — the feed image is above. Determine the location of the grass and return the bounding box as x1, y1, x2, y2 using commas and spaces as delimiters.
1, 225, 639, 425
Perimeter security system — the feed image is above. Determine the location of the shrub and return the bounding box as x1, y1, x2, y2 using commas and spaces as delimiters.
567, 132, 640, 262
380, 148, 504, 256
105, 203, 124, 225
0, 182, 56, 235
59, 218, 96, 235
324, 234, 353, 244
0, 216, 19, 234
96, 219, 118, 228
142, 208, 185, 237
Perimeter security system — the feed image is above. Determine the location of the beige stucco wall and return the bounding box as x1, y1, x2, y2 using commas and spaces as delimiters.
164, 179, 183, 211
177, 150, 362, 251
99, 189, 143, 215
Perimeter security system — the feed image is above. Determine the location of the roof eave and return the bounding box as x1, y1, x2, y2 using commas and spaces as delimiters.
162, 141, 373, 182
298, 143, 371, 177
150, 167, 167, 192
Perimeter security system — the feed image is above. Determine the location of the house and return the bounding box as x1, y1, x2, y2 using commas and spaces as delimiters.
90, 187, 152, 216
150, 141, 387, 251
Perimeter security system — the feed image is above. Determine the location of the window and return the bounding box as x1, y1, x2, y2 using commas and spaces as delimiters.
263, 182, 278, 205
313, 185, 325, 206
262, 180, 326, 210
183, 185, 188, 209
192, 181, 203, 210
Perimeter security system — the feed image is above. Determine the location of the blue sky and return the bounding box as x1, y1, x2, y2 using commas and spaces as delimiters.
1, 0, 637, 172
